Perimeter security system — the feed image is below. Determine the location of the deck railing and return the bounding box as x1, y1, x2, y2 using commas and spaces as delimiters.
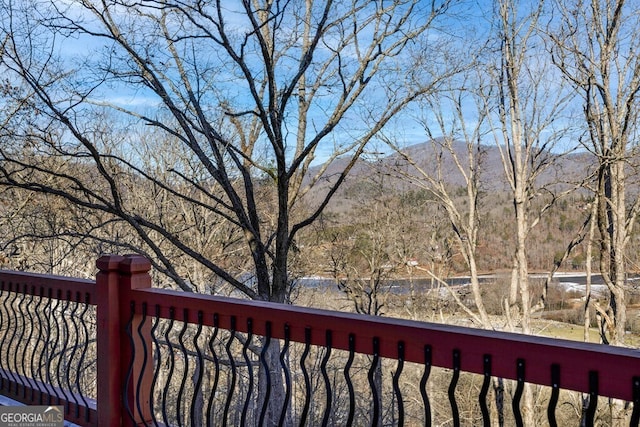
0, 268, 97, 425
0, 254, 638, 426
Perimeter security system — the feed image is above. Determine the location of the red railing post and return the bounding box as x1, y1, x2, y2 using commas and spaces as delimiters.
96, 255, 125, 427
96, 255, 153, 427
118, 255, 154, 426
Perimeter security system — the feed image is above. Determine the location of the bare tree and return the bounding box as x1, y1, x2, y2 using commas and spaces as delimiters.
0, 0, 454, 304
549, 0, 640, 347
390, 70, 493, 329
483, 1, 577, 424
319, 156, 444, 426
485, 0, 575, 335
323, 156, 437, 318
0, 3, 457, 423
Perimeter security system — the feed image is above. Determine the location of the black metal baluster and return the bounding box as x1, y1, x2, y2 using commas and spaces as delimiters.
478, 355, 491, 427
240, 318, 254, 427
31, 287, 45, 405
585, 371, 598, 427
344, 334, 356, 427
448, 349, 461, 427
38, 289, 54, 403
49, 290, 62, 403
298, 327, 312, 427
6, 284, 19, 390
176, 308, 190, 427
368, 337, 381, 427
278, 324, 291, 427
123, 302, 137, 425
149, 305, 162, 427
14, 287, 27, 397
630, 376, 640, 427
56, 291, 72, 407
258, 321, 272, 427
66, 291, 82, 415
22, 288, 35, 400
23, 287, 36, 401
161, 307, 176, 427
222, 316, 237, 427
393, 341, 405, 427
66, 291, 80, 417
135, 303, 150, 427
205, 314, 220, 427
548, 364, 560, 427
321, 330, 333, 427
190, 311, 204, 427
0, 283, 7, 390
512, 359, 525, 427
420, 345, 432, 427
77, 292, 91, 422
12, 283, 26, 398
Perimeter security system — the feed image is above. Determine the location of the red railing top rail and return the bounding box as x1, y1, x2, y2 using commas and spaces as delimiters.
0, 269, 96, 302
129, 286, 640, 402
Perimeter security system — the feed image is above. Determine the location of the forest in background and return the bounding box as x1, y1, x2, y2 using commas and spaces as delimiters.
1, 0, 639, 348
3, 139, 640, 330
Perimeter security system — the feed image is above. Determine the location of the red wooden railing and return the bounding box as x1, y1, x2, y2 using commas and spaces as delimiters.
0, 254, 638, 426
0, 268, 97, 425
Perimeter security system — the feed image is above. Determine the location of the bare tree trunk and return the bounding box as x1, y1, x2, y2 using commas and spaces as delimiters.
257, 340, 288, 427
493, 377, 505, 427
585, 195, 597, 342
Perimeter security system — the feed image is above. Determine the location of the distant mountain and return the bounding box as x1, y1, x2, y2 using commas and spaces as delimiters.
303, 140, 596, 211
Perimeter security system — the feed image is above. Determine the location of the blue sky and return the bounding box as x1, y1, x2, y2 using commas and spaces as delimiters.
10, 0, 587, 167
